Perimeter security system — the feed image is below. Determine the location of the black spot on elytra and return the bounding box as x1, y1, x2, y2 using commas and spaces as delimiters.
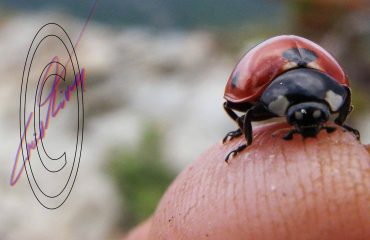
282, 48, 318, 67
231, 71, 239, 89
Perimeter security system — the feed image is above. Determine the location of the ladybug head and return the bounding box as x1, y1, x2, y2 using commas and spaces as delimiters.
286, 102, 330, 137
260, 68, 349, 138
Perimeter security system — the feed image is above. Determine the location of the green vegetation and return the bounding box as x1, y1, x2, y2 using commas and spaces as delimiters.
107, 125, 176, 229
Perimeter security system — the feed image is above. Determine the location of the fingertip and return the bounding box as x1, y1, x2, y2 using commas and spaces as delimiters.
123, 219, 151, 240
149, 122, 370, 239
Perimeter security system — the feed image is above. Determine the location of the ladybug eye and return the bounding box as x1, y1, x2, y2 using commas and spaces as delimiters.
294, 111, 303, 120
313, 110, 321, 118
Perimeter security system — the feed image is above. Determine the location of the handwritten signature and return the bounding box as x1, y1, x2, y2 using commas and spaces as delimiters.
11, 56, 86, 186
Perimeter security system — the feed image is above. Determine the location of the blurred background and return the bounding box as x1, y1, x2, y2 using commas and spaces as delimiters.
0, 0, 369, 239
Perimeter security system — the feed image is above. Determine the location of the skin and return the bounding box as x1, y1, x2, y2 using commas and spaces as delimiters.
124, 219, 152, 240
124, 122, 370, 240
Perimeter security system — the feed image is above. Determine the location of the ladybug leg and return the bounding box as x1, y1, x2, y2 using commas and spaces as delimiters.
223, 102, 247, 142
340, 124, 360, 140
223, 102, 244, 128
322, 126, 337, 133
225, 144, 247, 163
283, 128, 299, 140
225, 109, 253, 163
222, 129, 242, 143
243, 109, 253, 145
334, 87, 360, 140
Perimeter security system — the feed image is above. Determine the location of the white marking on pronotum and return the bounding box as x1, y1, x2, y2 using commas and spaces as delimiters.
329, 112, 339, 121
325, 90, 343, 111
268, 95, 289, 116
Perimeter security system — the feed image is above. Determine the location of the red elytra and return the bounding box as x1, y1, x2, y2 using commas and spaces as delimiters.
224, 35, 349, 104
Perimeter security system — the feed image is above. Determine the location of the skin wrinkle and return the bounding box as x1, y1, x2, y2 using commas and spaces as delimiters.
347, 137, 363, 236
188, 158, 204, 235
231, 161, 243, 235
214, 146, 225, 236
315, 133, 328, 234
233, 155, 243, 235
198, 148, 220, 237
279, 141, 290, 177
305, 141, 320, 228
338, 132, 366, 237
358, 143, 369, 206
252, 148, 263, 239
187, 167, 199, 236
244, 150, 258, 237
267, 141, 284, 238
255, 148, 268, 239
271, 152, 291, 239
342, 142, 359, 239
281, 139, 300, 238
226, 140, 250, 237
327, 133, 340, 234
223, 155, 232, 236
294, 141, 310, 236
330, 133, 340, 197
241, 153, 250, 236
199, 158, 210, 238
268, 131, 290, 237
325, 134, 342, 236
322, 136, 333, 222
329, 133, 346, 235
173, 170, 185, 232
212, 149, 224, 237
352, 142, 367, 236
296, 140, 311, 234
353, 140, 368, 236
183, 164, 200, 222
261, 146, 276, 238
136, 122, 370, 240
312, 138, 325, 237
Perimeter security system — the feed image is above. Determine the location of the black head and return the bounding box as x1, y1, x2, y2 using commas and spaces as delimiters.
260, 68, 351, 138
286, 102, 330, 137
261, 68, 348, 116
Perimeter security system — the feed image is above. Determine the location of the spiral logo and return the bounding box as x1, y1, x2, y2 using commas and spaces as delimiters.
16, 23, 84, 209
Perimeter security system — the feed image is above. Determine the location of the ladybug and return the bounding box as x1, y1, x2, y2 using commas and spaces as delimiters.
223, 35, 360, 162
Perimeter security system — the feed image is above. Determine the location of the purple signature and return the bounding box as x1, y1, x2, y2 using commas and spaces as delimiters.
11, 56, 86, 186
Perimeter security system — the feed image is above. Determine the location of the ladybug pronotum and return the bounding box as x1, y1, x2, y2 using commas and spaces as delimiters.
223, 35, 360, 162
